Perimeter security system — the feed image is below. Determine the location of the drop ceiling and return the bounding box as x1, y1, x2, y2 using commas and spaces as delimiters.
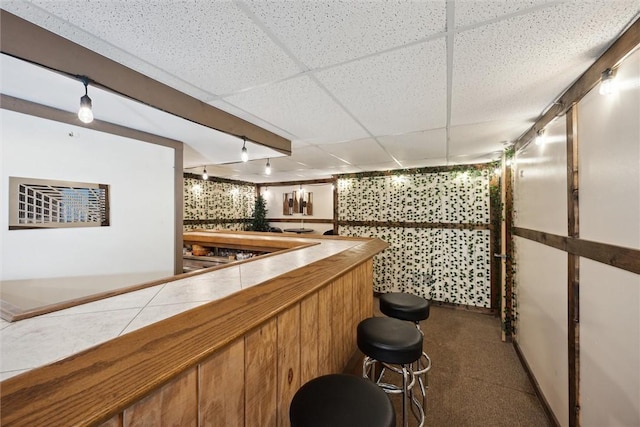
1, 1, 638, 183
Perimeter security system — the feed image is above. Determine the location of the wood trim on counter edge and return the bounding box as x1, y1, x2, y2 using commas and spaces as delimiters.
512, 227, 640, 275
0, 237, 388, 427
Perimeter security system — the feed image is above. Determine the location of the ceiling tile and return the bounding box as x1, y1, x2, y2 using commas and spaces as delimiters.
455, 0, 557, 28
223, 75, 368, 144
448, 119, 531, 157
398, 158, 450, 169
377, 129, 447, 161
321, 138, 392, 165
244, 0, 446, 69
208, 100, 298, 141
315, 38, 448, 136
1, 1, 204, 100
350, 162, 402, 173
451, 1, 640, 127
289, 145, 352, 169
7, 0, 301, 95
268, 156, 308, 172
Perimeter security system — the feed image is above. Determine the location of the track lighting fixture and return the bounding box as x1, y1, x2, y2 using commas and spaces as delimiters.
241, 138, 248, 162
202, 167, 208, 180
599, 68, 617, 95
265, 159, 271, 175
77, 78, 93, 124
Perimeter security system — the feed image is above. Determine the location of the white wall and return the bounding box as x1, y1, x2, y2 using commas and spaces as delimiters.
512, 117, 569, 425
512, 48, 640, 426
513, 117, 568, 236
260, 183, 334, 234
514, 237, 569, 425
580, 260, 639, 426
577, 49, 640, 426
0, 110, 176, 280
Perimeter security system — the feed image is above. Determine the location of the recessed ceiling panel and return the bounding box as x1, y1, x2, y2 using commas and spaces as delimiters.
244, 0, 446, 69
451, 1, 640, 127
316, 38, 447, 136
377, 129, 447, 161
223, 75, 368, 144
321, 138, 393, 166
5, 0, 301, 96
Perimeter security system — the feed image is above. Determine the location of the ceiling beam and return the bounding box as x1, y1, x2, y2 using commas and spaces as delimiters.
0, 10, 291, 156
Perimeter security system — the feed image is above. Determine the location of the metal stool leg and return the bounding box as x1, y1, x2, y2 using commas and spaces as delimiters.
413, 321, 432, 411
363, 356, 424, 427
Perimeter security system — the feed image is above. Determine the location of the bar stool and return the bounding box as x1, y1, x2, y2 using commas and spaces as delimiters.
357, 316, 425, 427
379, 292, 432, 412
289, 374, 395, 427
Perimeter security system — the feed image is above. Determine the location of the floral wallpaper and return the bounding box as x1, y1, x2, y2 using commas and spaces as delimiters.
183, 177, 255, 231
338, 170, 492, 308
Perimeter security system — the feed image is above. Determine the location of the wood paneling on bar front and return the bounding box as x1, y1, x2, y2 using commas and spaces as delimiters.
276, 305, 301, 427
123, 370, 198, 427
199, 338, 245, 427
245, 318, 278, 427
2, 236, 385, 426
299, 294, 320, 384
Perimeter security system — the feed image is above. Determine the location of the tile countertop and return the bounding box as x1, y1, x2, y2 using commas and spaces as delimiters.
0, 238, 361, 381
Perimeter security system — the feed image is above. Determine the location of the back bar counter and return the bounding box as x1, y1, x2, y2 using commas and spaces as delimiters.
0, 231, 387, 426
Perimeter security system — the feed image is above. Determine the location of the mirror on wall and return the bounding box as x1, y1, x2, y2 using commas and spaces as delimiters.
283, 191, 313, 215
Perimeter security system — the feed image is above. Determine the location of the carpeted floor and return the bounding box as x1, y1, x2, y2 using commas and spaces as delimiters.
359, 299, 552, 427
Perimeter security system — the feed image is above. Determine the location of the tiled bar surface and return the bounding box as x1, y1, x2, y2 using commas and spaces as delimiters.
0, 237, 360, 381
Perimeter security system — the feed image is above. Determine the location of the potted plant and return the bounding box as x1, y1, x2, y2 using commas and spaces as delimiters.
250, 194, 269, 232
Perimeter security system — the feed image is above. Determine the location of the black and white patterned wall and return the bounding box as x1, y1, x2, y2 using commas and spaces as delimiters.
338, 171, 492, 308
183, 177, 255, 231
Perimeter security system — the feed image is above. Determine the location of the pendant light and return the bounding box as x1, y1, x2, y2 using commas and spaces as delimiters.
202, 166, 208, 180
241, 138, 249, 162
265, 158, 271, 175
78, 78, 93, 124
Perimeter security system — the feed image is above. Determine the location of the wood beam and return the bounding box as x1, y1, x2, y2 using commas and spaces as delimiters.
512, 228, 640, 276
514, 17, 640, 152
566, 106, 580, 427
0, 10, 291, 155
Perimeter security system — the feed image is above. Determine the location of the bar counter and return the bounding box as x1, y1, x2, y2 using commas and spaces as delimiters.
0, 231, 387, 426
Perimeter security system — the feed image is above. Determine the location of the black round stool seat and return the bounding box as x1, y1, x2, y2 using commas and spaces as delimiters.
289, 374, 395, 427
380, 292, 430, 322
357, 317, 423, 365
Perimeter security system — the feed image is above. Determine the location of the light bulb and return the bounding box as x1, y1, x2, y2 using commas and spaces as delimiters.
202, 167, 208, 180
599, 68, 616, 95
535, 129, 545, 146
241, 146, 248, 162
265, 159, 271, 175
78, 94, 93, 124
